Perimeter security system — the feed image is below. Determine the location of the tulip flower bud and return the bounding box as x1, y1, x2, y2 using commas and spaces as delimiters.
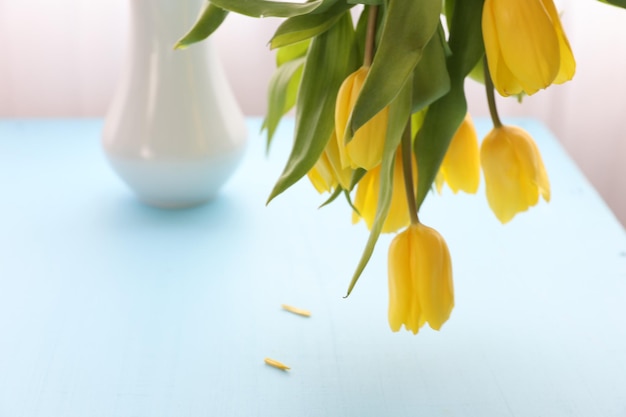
335, 67, 389, 170
480, 125, 550, 223
482, 0, 575, 96
388, 223, 454, 334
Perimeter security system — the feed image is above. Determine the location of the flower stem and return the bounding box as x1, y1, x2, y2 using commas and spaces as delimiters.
363, 5, 379, 67
484, 57, 503, 128
401, 120, 419, 225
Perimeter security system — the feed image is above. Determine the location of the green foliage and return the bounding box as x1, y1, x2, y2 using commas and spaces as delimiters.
266, 12, 358, 203
174, 3, 228, 49
599, 0, 626, 9
345, 75, 413, 297
414, 0, 485, 210
345, 0, 441, 144
270, 1, 353, 49
411, 24, 451, 113
353, 6, 370, 67
210, 0, 323, 18
263, 41, 310, 151
348, 0, 383, 5
261, 58, 304, 150
276, 40, 310, 66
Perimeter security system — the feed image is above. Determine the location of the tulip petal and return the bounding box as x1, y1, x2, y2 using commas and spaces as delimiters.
388, 224, 454, 334
435, 171, 444, 194
540, 0, 576, 84
414, 225, 454, 330
353, 151, 416, 234
347, 107, 389, 170
493, 0, 560, 94
307, 166, 328, 194
352, 166, 378, 227
439, 114, 481, 194
325, 131, 353, 190
482, 0, 575, 96
307, 151, 336, 193
511, 132, 541, 208
335, 67, 388, 171
482, 3, 524, 96
481, 126, 551, 223
481, 131, 533, 223
335, 69, 361, 169
388, 227, 419, 333
383, 151, 415, 233
527, 136, 551, 202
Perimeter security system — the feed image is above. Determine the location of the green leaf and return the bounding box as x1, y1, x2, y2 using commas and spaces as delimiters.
447, 0, 485, 79
284, 68, 301, 112
311, 0, 341, 14
412, 24, 451, 113
346, 0, 441, 142
444, 0, 455, 32
348, 167, 367, 191
414, 0, 485, 210
348, 0, 383, 5
467, 57, 485, 84
267, 13, 358, 203
210, 0, 323, 17
262, 58, 305, 150
270, 1, 353, 49
345, 75, 412, 297
263, 41, 309, 149
318, 168, 367, 208
318, 186, 343, 208
174, 3, 228, 49
342, 189, 360, 216
598, 0, 626, 9
353, 6, 369, 68
276, 40, 310, 66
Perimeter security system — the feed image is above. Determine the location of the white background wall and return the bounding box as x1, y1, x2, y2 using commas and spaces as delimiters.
1, 0, 625, 226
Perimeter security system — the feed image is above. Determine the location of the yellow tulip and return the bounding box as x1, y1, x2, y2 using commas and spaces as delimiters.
482, 0, 575, 96
307, 152, 335, 194
307, 132, 353, 193
352, 150, 416, 234
480, 125, 550, 223
435, 114, 480, 194
388, 223, 454, 334
324, 131, 353, 190
335, 67, 389, 170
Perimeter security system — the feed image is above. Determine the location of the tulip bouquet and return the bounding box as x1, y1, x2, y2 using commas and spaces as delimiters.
176, 0, 624, 334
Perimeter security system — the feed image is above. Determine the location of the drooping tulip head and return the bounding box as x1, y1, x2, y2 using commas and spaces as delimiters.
388, 223, 454, 334
482, 0, 575, 96
480, 125, 550, 223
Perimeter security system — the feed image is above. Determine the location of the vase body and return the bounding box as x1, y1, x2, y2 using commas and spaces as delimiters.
102, 0, 247, 208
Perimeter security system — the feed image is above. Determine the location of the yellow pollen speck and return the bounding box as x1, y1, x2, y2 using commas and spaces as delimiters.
264, 357, 290, 371
281, 304, 311, 317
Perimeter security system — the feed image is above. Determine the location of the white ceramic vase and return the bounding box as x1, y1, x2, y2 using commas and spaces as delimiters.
102, 0, 247, 208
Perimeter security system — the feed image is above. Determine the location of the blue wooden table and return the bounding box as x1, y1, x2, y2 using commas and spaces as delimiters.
0, 118, 625, 417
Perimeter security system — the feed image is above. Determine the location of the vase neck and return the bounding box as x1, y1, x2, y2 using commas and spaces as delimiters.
129, 0, 204, 49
